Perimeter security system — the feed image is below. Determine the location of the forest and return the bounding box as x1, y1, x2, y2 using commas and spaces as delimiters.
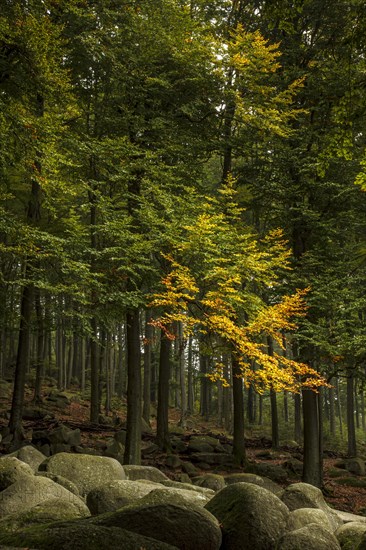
1, 0, 366, 497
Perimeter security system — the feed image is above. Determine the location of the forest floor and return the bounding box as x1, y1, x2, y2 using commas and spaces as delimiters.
1, 381, 366, 516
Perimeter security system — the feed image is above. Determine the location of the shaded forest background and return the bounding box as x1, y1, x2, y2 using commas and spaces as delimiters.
2, 0, 366, 489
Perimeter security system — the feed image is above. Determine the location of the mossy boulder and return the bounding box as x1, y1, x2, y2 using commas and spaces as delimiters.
93, 498, 222, 550
0, 475, 89, 518
224, 472, 283, 496
0, 498, 90, 535
123, 465, 169, 482
6, 445, 47, 472
0, 522, 179, 550
140, 486, 211, 507
277, 523, 341, 549
0, 456, 34, 490
286, 508, 335, 533
38, 452, 125, 497
192, 473, 226, 492
86, 479, 159, 515
281, 482, 342, 531
205, 482, 289, 549
335, 522, 366, 549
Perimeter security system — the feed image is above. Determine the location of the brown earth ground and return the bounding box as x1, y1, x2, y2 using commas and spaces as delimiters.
1, 382, 366, 516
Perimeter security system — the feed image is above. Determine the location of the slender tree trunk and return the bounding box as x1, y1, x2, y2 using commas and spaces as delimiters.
336, 376, 343, 437
8, 280, 33, 440
347, 369, 357, 457
124, 308, 142, 464
33, 287, 44, 403
302, 389, 322, 487
231, 352, 246, 466
177, 321, 187, 427
142, 309, 153, 424
156, 330, 172, 451
187, 335, 194, 414
329, 379, 336, 437
199, 342, 210, 420
90, 317, 100, 423
294, 393, 302, 442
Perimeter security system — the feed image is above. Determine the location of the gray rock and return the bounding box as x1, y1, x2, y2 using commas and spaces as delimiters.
250, 461, 288, 482
181, 461, 199, 476
345, 457, 365, 476
281, 482, 342, 531
190, 452, 234, 466
36, 472, 80, 496
224, 472, 283, 496
334, 510, 366, 524
38, 452, 125, 497
165, 454, 182, 469
0, 497, 90, 534
336, 522, 366, 549
123, 465, 169, 482
205, 482, 289, 549
9, 445, 47, 472
0, 457, 34, 490
141, 486, 211, 507
287, 508, 335, 533
86, 479, 159, 514
0, 475, 89, 518
103, 439, 125, 464
160, 480, 214, 496
0, 522, 178, 549
93, 498, 222, 550
192, 474, 226, 492
277, 523, 341, 549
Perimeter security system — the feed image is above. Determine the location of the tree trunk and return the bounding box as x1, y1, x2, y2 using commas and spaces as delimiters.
329, 379, 336, 437
231, 352, 246, 466
8, 280, 33, 440
177, 321, 187, 428
267, 337, 279, 449
124, 308, 142, 464
294, 392, 302, 442
187, 335, 194, 414
142, 309, 153, 424
33, 287, 44, 404
90, 317, 100, 423
302, 389, 322, 487
347, 369, 357, 457
156, 330, 171, 451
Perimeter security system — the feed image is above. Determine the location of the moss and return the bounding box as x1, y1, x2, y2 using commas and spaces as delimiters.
334, 477, 366, 488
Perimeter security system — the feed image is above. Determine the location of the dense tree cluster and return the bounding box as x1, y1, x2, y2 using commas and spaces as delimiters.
1, 0, 366, 486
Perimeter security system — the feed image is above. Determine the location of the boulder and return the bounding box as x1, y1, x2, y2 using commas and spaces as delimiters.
281, 482, 342, 531
189, 452, 234, 467
103, 439, 125, 464
205, 482, 289, 549
345, 457, 365, 476
286, 508, 335, 533
160, 480, 214, 496
36, 472, 80, 496
224, 473, 283, 496
0, 522, 178, 550
181, 461, 199, 476
32, 424, 81, 452
123, 465, 169, 482
141, 486, 211, 507
276, 523, 341, 550
192, 474, 226, 492
335, 522, 366, 549
249, 461, 288, 483
0, 498, 90, 535
355, 530, 366, 550
93, 498, 222, 549
0, 475, 89, 518
38, 452, 125, 497
8, 445, 47, 472
0, 457, 34, 490
86, 479, 159, 515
